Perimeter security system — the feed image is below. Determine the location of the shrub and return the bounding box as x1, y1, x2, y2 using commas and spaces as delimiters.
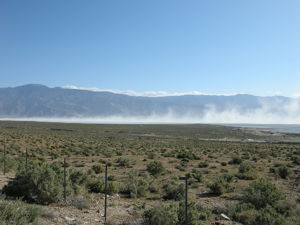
208, 174, 234, 196
2, 163, 64, 204
243, 180, 282, 209
239, 162, 253, 173
69, 170, 88, 185
163, 182, 185, 201
143, 204, 179, 225
91, 164, 104, 174
147, 161, 165, 176
177, 152, 198, 160
229, 179, 290, 225
292, 156, 300, 165
0, 155, 19, 173
178, 201, 201, 225
116, 157, 131, 168
186, 169, 204, 183
236, 162, 258, 180
198, 161, 208, 168
255, 206, 285, 225
0, 200, 40, 225
71, 196, 90, 210
123, 171, 151, 198
108, 175, 116, 181
229, 156, 242, 165
143, 201, 202, 225
87, 179, 119, 195
277, 165, 291, 179
230, 203, 285, 225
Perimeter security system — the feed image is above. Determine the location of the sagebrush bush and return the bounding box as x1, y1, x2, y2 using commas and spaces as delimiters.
208, 174, 234, 196
243, 179, 282, 209
229, 155, 243, 165
236, 162, 258, 180
177, 152, 199, 160
147, 161, 165, 176
143, 204, 178, 225
186, 169, 204, 183
228, 179, 293, 225
198, 161, 208, 168
116, 157, 131, 168
0, 199, 40, 225
70, 196, 91, 210
277, 165, 291, 179
0, 155, 19, 173
2, 163, 64, 204
178, 201, 201, 225
292, 156, 300, 165
163, 182, 185, 201
87, 179, 119, 195
229, 203, 285, 225
122, 171, 151, 198
91, 164, 104, 174
143, 201, 202, 225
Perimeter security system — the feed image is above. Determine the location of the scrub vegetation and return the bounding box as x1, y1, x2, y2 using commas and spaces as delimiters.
0, 121, 299, 225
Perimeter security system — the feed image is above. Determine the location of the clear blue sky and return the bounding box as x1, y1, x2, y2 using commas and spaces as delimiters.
1, 0, 300, 96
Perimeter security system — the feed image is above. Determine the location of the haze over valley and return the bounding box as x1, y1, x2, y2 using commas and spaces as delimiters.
1, 84, 300, 124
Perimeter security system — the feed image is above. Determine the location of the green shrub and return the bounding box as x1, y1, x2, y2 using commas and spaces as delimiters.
243, 180, 282, 209
163, 182, 185, 201
229, 179, 290, 225
229, 204, 259, 225
178, 201, 201, 225
274, 200, 293, 217
2, 163, 64, 204
236, 162, 258, 180
87, 179, 119, 195
123, 171, 151, 198
0, 155, 19, 173
208, 174, 234, 196
198, 161, 208, 168
69, 170, 88, 185
116, 157, 131, 168
108, 175, 116, 181
277, 165, 291, 179
177, 152, 198, 160
0, 200, 40, 225
230, 203, 285, 225
229, 156, 242, 165
239, 162, 253, 173
186, 169, 204, 183
87, 179, 105, 193
147, 161, 165, 176
143, 201, 202, 225
143, 204, 179, 225
91, 164, 104, 174
292, 156, 300, 165
71, 196, 91, 210
255, 206, 285, 225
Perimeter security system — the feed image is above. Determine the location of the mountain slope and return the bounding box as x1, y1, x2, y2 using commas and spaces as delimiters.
0, 84, 293, 118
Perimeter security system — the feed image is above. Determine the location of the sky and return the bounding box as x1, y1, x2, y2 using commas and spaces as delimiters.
1, 0, 300, 97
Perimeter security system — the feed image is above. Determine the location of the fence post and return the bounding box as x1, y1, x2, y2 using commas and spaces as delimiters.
3, 142, 6, 175
63, 158, 67, 203
25, 148, 28, 173
185, 176, 188, 225
104, 164, 108, 224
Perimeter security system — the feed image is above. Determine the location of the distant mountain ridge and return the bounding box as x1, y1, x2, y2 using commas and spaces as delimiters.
0, 84, 294, 118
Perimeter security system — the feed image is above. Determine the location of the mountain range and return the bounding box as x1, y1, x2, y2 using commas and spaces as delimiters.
0, 84, 297, 120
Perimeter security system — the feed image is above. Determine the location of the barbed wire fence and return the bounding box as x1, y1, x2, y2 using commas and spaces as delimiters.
1, 143, 191, 225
